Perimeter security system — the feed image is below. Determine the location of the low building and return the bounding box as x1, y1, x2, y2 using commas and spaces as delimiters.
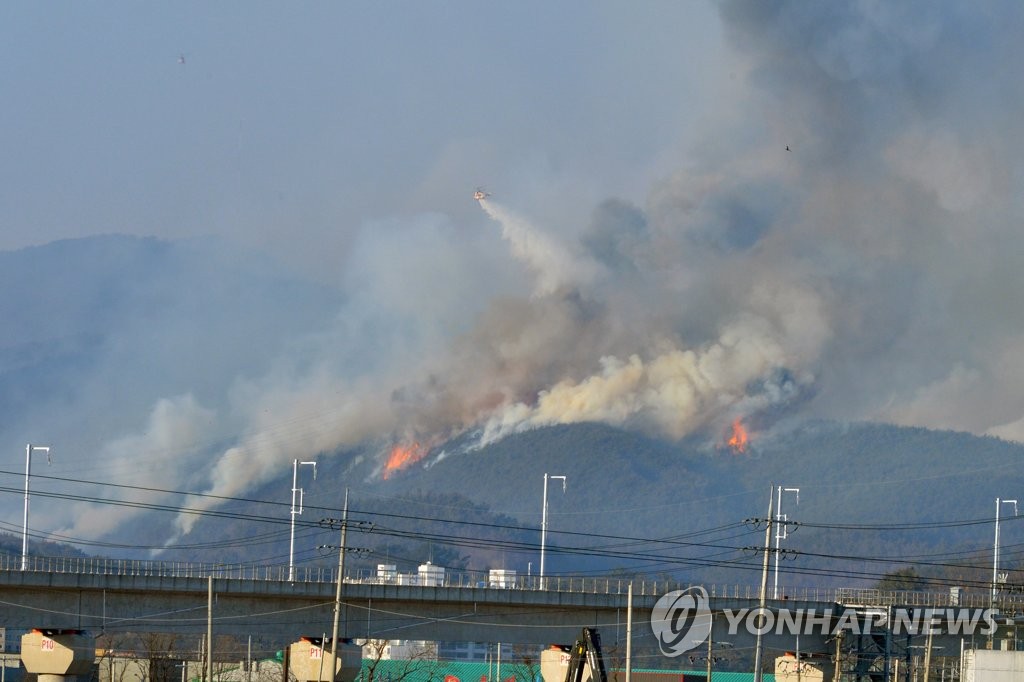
0, 627, 27, 682
489, 570, 517, 589
360, 640, 437, 662
436, 642, 492, 662
963, 649, 1024, 682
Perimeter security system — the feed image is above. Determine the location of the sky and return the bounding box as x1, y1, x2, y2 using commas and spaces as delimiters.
3, 1, 1024, 548
1, 2, 713, 276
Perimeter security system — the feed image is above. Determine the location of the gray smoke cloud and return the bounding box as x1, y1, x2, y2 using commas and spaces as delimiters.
706, 0, 1024, 438
54, 394, 216, 540
46, 0, 1017, 540
181, 1, 1023, 516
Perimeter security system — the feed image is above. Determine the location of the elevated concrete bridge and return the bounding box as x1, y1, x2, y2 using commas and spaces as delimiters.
0, 556, 1018, 660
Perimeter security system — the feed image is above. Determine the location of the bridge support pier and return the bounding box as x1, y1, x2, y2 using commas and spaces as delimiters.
20, 630, 95, 682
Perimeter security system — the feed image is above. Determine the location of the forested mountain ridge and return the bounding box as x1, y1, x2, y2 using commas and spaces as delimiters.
151, 420, 1024, 593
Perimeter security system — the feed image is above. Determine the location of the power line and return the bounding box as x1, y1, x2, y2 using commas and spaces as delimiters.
1, 472, 1019, 589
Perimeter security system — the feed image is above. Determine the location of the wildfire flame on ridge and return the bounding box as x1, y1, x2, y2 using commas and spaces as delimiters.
382, 442, 429, 479
726, 418, 749, 454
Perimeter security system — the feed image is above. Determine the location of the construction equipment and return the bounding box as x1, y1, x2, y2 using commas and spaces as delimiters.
564, 628, 608, 682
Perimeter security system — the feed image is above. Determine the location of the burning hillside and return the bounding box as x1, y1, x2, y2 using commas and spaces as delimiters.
726, 419, 749, 454
382, 442, 430, 480
167, 1, 1024, 541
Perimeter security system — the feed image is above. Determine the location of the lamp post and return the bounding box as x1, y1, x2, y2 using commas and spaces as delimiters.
289, 459, 317, 582
993, 497, 1018, 610
773, 486, 800, 599
540, 473, 566, 589
22, 444, 51, 571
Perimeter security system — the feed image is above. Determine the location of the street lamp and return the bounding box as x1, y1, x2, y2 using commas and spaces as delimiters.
289, 459, 317, 582
993, 497, 1018, 609
540, 473, 566, 589
773, 486, 799, 599
22, 444, 51, 571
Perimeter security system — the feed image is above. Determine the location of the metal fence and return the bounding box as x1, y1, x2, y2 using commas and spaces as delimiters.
2, 554, 1020, 610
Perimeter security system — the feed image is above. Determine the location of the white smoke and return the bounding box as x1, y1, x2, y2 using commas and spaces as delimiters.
172, 372, 405, 537
478, 199, 598, 296
152, 0, 1024, 538
54, 394, 216, 540
480, 285, 826, 444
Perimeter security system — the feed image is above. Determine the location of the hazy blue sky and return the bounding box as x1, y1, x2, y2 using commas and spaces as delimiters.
1, 2, 721, 278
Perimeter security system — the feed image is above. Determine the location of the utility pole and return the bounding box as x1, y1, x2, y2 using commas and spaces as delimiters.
317, 632, 326, 682
923, 628, 934, 682
625, 582, 632, 682
833, 632, 843, 682
327, 489, 350, 682
883, 605, 892, 682
753, 484, 774, 682
207, 576, 213, 682
707, 613, 714, 682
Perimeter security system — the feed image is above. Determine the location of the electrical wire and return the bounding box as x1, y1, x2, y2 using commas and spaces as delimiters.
0, 471, 1020, 589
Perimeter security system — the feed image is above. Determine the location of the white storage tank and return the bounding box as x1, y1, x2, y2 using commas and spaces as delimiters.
963, 649, 1024, 682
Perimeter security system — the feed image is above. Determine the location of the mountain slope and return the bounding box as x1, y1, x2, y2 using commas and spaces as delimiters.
160, 421, 1024, 594
0, 234, 345, 533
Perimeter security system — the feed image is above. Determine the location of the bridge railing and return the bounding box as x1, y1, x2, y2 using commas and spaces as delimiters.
2, 554, 368, 583
5, 555, 1022, 610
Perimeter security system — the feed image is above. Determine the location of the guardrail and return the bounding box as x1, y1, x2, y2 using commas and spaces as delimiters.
3, 554, 1021, 610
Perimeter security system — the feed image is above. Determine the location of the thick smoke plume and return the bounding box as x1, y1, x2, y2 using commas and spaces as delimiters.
477, 199, 597, 296
162, 0, 1024, 535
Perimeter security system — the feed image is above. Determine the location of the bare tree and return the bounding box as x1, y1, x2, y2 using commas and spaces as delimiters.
359, 639, 439, 682
504, 645, 543, 682
247, 657, 286, 682
138, 633, 181, 682
95, 633, 148, 682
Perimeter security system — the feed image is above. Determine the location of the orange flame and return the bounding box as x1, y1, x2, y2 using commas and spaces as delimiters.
726, 418, 749, 454
382, 442, 429, 479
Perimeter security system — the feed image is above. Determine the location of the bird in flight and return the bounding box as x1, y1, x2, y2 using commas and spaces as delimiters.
178, 53, 186, 64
